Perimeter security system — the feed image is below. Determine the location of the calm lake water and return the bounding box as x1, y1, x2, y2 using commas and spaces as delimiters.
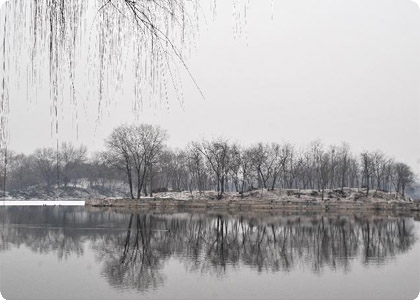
0, 206, 419, 300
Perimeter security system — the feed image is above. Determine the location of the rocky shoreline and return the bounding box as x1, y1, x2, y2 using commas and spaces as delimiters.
85, 197, 420, 213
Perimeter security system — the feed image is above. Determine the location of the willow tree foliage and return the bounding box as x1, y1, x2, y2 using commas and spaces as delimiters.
1, 0, 250, 147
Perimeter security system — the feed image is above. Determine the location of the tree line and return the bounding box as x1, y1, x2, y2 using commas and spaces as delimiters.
0, 123, 416, 199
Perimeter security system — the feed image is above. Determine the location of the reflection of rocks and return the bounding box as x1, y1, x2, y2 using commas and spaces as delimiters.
0, 207, 418, 292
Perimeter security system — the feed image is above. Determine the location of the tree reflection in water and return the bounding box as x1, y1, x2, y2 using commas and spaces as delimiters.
92, 214, 166, 291
0, 207, 417, 292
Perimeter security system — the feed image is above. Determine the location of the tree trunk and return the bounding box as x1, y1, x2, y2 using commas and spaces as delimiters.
139, 164, 147, 197
127, 170, 134, 199
221, 175, 225, 196
149, 164, 153, 197
136, 167, 141, 199
271, 173, 278, 191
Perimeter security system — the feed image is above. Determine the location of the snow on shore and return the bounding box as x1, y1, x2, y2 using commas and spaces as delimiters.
0, 200, 85, 206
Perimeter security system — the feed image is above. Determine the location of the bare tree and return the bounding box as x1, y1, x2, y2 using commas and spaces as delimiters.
2, 125, 418, 200
165, 149, 189, 192
239, 148, 254, 194
186, 145, 208, 194
249, 143, 271, 190
60, 142, 87, 188
139, 124, 168, 197
337, 143, 350, 192
308, 140, 324, 191
32, 148, 58, 191
279, 143, 294, 190
371, 151, 386, 192
105, 126, 135, 198
87, 153, 119, 189
228, 143, 242, 193
360, 151, 375, 196
383, 157, 394, 193
105, 124, 168, 198
327, 145, 339, 189
194, 138, 231, 199
319, 152, 330, 201
392, 162, 414, 197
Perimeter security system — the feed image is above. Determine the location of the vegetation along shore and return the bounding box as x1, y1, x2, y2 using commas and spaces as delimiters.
2, 124, 419, 207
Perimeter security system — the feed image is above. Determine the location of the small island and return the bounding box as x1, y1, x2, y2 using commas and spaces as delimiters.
85, 188, 420, 215
2, 124, 419, 215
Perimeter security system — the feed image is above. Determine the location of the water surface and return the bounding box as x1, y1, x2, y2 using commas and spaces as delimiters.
0, 207, 419, 299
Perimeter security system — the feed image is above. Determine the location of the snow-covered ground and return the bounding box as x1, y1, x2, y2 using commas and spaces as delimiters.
4, 184, 130, 200
152, 188, 413, 202
0, 200, 85, 206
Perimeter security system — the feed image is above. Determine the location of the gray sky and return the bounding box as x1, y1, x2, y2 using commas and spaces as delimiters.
3, 0, 420, 174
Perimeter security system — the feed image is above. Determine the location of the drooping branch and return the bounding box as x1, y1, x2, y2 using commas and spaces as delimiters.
0, 0, 253, 146
0, 0, 205, 145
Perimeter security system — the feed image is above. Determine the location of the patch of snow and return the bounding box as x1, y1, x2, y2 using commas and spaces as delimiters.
0, 200, 85, 206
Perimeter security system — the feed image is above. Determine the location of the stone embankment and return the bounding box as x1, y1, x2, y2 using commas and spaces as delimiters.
85, 197, 420, 213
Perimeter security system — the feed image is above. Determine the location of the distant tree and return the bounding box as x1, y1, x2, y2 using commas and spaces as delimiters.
138, 124, 168, 197
292, 154, 305, 197
32, 148, 58, 191
319, 152, 330, 201
227, 143, 242, 193
105, 124, 168, 198
238, 148, 254, 194
186, 145, 208, 194
105, 126, 135, 198
371, 151, 387, 192
392, 162, 414, 197
327, 145, 339, 189
266, 143, 284, 191
60, 142, 87, 188
249, 143, 270, 190
383, 157, 394, 193
308, 140, 324, 191
166, 149, 188, 192
4, 152, 38, 191
347, 156, 360, 190
337, 143, 351, 192
194, 138, 231, 199
86, 154, 117, 189
360, 151, 375, 196
279, 143, 294, 190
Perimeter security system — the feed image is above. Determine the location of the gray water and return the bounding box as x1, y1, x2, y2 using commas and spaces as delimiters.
0, 207, 419, 300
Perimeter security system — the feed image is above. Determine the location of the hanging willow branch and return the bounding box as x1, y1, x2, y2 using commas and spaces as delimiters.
0, 0, 249, 146
0, 3, 9, 149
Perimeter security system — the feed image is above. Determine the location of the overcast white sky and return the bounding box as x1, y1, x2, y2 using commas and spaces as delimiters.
2, 0, 420, 174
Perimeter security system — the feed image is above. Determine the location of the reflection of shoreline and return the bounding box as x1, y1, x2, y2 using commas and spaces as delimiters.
90, 213, 419, 290
86, 205, 420, 219
1, 207, 418, 292
86, 197, 420, 214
